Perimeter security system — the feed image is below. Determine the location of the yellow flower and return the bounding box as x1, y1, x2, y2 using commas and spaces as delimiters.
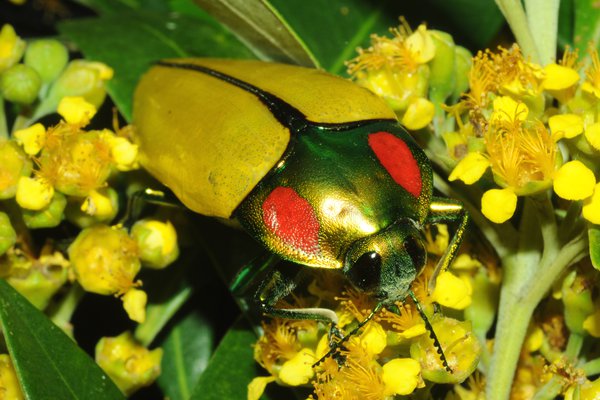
490, 96, 528, 123
0, 139, 32, 199
542, 63, 579, 90
553, 160, 596, 200
81, 188, 117, 219
382, 358, 421, 396
524, 326, 544, 352
432, 271, 472, 309
548, 114, 584, 140
131, 219, 179, 269
583, 183, 600, 224
247, 376, 276, 400
583, 308, 600, 337
122, 288, 147, 323
0, 24, 25, 73
481, 188, 517, 223
405, 24, 436, 64
448, 152, 490, 184
582, 47, 600, 98
278, 348, 315, 386
401, 97, 435, 130
359, 322, 387, 355
13, 123, 46, 155
57, 96, 97, 126
100, 130, 139, 171
584, 122, 600, 151
16, 176, 54, 210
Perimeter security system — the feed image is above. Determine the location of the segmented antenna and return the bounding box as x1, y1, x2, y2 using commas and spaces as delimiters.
409, 290, 453, 373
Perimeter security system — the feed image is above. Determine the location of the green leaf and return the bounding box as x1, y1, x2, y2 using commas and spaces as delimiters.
58, 10, 254, 120
156, 309, 215, 400
589, 227, 600, 270
0, 279, 124, 399
193, 0, 318, 66
558, 0, 574, 49
574, 0, 600, 53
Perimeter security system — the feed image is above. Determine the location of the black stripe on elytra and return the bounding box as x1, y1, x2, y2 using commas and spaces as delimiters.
155, 61, 396, 133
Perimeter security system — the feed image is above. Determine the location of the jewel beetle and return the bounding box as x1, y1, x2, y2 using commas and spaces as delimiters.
133, 58, 468, 327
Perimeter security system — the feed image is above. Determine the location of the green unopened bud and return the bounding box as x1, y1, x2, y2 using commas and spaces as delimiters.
451, 46, 473, 102
8, 251, 68, 309
0, 354, 23, 399
0, 212, 16, 256
95, 332, 162, 395
131, 219, 179, 269
68, 224, 140, 295
0, 64, 41, 104
0, 24, 25, 73
410, 316, 481, 384
22, 191, 66, 229
39, 60, 113, 118
428, 30, 456, 105
24, 39, 68, 83
464, 269, 499, 340
0, 139, 33, 199
562, 271, 594, 334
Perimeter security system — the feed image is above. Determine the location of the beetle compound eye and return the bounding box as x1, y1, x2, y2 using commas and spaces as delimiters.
404, 235, 427, 273
348, 251, 382, 291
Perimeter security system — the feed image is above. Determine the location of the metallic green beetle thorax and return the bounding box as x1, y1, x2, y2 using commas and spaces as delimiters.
235, 120, 433, 270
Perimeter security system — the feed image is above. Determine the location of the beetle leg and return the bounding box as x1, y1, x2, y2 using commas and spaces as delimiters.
426, 196, 469, 292
118, 188, 182, 229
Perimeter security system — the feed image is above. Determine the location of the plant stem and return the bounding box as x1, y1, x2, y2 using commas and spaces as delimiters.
494, 0, 540, 63
50, 284, 85, 334
0, 95, 8, 139
582, 357, 600, 376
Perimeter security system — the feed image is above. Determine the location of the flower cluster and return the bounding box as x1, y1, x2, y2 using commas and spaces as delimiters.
250, 226, 486, 399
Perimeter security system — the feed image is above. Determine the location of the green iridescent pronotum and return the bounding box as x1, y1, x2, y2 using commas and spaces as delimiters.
133, 58, 468, 333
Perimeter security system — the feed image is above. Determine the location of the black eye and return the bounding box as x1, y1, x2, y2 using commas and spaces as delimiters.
348, 251, 382, 291
404, 235, 427, 272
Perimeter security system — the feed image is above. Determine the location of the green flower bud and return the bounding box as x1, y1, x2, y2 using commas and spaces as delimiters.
0, 64, 42, 104
7, 251, 68, 309
0, 24, 25, 73
562, 271, 594, 334
451, 46, 473, 102
22, 191, 67, 229
68, 224, 140, 295
95, 332, 162, 395
428, 30, 456, 105
0, 139, 33, 199
0, 212, 16, 256
24, 39, 68, 83
0, 354, 24, 399
410, 316, 481, 384
131, 219, 179, 269
464, 269, 499, 340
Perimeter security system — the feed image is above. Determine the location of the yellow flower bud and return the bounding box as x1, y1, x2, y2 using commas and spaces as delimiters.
122, 288, 147, 323
107, 135, 138, 171
57, 96, 97, 126
81, 188, 118, 220
0, 24, 25, 73
382, 358, 421, 396
448, 152, 490, 184
548, 114, 584, 140
13, 123, 46, 155
481, 188, 517, 223
553, 160, 596, 200
68, 225, 140, 295
359, 322, 387, 355
401, 97, 435, 130
0, 139, 32, 199
131, 219, 179, 269
406, 24, 436, 64
95, 332, 162, 395
16, 176, 54, 210
584, 122, 600, 151
0, 212, 16, 256
278, 348, 315, 386
247, 376, 276, 400
22, 191, 66, 229
432, 271, 472, 310
583, 183, 600, 224
524, 326, 544, 352
0, 354, 23, 399
542, 63, 579, 90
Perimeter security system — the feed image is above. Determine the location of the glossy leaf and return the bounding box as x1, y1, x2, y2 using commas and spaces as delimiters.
193, 0, 317, 66
58, 10, 254, 120
0, 279, 124, 399
590, 227, 600, 270
574, 0, 600, 53
558, 0, 574, 49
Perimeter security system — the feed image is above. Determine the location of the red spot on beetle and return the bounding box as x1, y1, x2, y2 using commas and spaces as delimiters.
368, 131, 422, 197
262, 186, 320, 254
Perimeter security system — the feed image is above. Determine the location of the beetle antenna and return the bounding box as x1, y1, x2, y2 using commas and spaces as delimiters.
312, 302, 383, 368
408, 290, 452, 373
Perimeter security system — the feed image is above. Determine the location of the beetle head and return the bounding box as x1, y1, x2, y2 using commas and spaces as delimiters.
342, 220, 426, 304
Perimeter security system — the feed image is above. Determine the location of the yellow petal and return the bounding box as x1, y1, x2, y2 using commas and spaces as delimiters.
405, 24, 435, 64
57, 96, 97, 125
481, 188, 517, 223
548, 114, 584, 139
553, 160, 596, 200
401, 97, 434, 130
583, 309, 600, 337
491, 96, 528, 122
448, 152, 490, 184
525, 326, 544, 352
432, 271, 472, 310
16, 176, 54, 210
583, 183, 600, 224
247, 376, 276, 400
278, 348, 315, 386
542, 63, 579, 90
585, 122, 600, 151
382, 358, 421, 396
399, 322, 426, 339
360, 322, 387, 355
122, 288, 147, 323
81, 189, 116, 218
13, 123, 46, 155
